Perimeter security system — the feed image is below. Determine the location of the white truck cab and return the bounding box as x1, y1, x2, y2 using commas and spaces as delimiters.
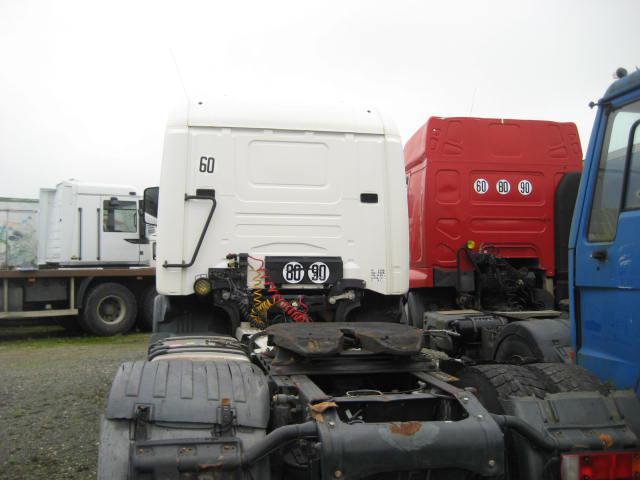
39, 180, 150, 266
149, 98, 409, 334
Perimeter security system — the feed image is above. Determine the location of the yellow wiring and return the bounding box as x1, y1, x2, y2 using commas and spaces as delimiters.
246, 255, 310, 326
255, 297, 274, 316
249, 261, 269, 327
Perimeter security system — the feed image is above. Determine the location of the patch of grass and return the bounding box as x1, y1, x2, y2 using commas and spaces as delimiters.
0, 332, 149, 350
12, 407, 26, 418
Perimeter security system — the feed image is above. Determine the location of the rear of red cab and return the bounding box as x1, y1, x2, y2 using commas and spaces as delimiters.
404, 116, 583, 294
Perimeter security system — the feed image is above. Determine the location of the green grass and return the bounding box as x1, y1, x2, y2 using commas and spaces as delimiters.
0, 326, 149, 349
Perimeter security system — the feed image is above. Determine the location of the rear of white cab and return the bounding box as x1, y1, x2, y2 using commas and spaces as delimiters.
155, 98, 408, 324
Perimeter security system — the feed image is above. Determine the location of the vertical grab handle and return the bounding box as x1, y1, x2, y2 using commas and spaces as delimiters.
78, 207, 83, 260
163, 192, 217, 268
97, 208, 101, 260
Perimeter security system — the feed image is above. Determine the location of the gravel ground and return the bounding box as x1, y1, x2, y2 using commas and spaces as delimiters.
0, 326, 149, 479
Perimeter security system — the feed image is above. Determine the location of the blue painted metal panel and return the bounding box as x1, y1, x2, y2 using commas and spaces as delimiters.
571, 82, 640, 395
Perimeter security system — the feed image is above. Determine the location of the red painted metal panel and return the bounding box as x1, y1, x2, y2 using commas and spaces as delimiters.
405, 117, 582, 288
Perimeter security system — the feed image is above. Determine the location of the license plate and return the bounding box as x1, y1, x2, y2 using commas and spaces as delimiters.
265, 256, 342, 285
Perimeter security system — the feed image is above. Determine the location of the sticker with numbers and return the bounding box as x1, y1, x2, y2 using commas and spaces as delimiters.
282, 261, 304, 283
496, 179, 511, 195
370, 268, 386, 282
308, 262, 330, 284
518, 180, 532, 196
473, 178, 489, 194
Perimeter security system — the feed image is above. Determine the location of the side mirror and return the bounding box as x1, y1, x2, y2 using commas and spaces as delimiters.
143, 187, 159, 226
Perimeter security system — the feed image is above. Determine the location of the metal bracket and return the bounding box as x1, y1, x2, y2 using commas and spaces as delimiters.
134, 404, 152, 441
328, 290, 356, 305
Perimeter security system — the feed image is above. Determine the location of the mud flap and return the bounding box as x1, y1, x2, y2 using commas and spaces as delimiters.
103, 359, 270, 479
493, 318, 571, 363
502, 390, 640, 480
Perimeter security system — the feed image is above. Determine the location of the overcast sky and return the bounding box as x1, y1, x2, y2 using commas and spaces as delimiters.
0, 0, 637, 198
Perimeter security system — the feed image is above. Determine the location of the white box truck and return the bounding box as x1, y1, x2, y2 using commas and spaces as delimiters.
0, 180, 156, 335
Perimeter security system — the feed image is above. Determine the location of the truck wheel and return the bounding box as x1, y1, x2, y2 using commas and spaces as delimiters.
137, 286, 157, 332
454, 364, 547, 414
97, 416, 131, 479
525, 363, 607, 394
82, 283, 137, 336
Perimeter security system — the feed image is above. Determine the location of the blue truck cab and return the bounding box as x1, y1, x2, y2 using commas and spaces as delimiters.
570, 69, 640, 395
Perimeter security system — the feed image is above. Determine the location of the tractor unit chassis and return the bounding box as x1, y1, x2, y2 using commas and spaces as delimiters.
99, 322, 640, 480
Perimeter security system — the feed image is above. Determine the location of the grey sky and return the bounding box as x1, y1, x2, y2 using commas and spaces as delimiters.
0, 0, 637, 198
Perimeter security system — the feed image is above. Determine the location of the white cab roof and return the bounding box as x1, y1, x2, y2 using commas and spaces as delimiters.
54, 180, 139, 196
168, 97, 399, 136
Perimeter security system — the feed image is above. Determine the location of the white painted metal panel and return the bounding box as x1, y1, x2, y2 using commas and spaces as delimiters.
156, 104, 409, 296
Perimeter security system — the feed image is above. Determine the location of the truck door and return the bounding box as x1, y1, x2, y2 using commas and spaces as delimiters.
573, 97, 640, 393
75, 193, 100, 262
99, 196, 141, 264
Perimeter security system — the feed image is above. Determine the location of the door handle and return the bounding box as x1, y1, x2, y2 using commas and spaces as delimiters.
591, 249, 608, 261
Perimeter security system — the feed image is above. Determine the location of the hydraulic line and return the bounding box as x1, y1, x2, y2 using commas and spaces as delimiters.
265, 278, 310, 323
248, 257, 269, 328
247, 256, 311, 326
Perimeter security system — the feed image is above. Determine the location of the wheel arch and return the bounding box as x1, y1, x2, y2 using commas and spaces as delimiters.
492, 318, 571, 363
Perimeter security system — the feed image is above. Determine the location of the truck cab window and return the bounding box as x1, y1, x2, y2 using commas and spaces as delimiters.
103, 200, 137, 233
587, 100, 640, 242
623, 122, 640, 210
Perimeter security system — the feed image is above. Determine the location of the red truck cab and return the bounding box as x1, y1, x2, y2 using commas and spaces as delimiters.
405, 117, 582, 318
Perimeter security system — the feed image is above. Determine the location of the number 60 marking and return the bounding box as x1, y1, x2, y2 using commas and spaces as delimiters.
199, 156, 215, 173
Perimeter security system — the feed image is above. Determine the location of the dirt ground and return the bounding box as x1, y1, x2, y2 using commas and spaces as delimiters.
0, 325, 149, 479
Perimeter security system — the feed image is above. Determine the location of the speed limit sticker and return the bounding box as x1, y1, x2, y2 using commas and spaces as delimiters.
282, 262, 304, 283
496, 179, 511, 195
518, 180, 533, 196
308, 262, 330, 284
473, 178, 489, 194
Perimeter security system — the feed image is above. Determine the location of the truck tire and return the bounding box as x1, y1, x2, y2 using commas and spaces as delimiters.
137, 286, 157, 331
525, 363, 607, 394
454, 364, 547, 414
82, 283, 137, 336
97, 416, 130, 480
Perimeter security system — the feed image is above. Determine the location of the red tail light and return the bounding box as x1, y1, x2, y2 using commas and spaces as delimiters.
561, 451, 640, 480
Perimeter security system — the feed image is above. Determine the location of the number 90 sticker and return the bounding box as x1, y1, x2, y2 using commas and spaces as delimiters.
282, 262, 304, 283
308, 262, 330, 284
518, 180, 532, 196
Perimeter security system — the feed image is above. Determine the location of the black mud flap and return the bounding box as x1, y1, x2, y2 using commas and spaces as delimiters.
103, 359, 270, 479
503, 390, 640, 480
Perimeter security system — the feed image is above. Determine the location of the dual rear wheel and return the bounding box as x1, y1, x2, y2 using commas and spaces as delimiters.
454, 362, 606, 414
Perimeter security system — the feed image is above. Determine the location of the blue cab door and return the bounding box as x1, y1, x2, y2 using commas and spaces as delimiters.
571, 93, 640, 394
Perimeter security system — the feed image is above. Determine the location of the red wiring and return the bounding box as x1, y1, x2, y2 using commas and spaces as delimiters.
248, 255, 310, 323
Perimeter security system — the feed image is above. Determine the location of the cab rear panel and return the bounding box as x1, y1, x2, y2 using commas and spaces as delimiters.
155, 102, 408, 329
405, 116, 582, 289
